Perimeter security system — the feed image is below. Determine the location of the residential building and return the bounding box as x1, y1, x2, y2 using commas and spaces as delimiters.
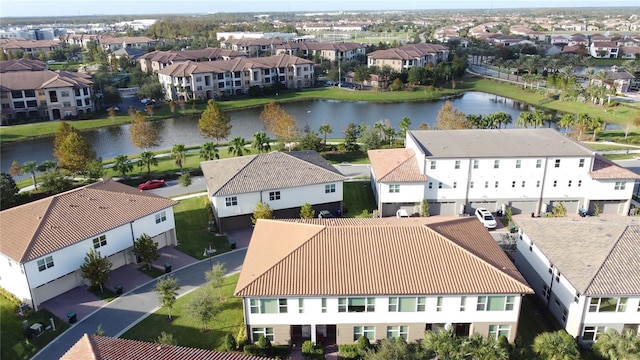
235, 217, 533, 345
276, 41, 366, 62
0, 180, 178, 310
367, 43, 449, 72
139, 48, 248, 73
0, 66, 94, 123
201, 151, 344, 233
219, 38, 287, 57
513, 217, 640, 343
0, 38, 62, 56
62, 334, 272, 360
98, 36, 163, 52
590, 65, 636, 93
0, 58, 47, 72
157, 54, 315, 101
369, 129, 640, 217
590, 41, 620, 58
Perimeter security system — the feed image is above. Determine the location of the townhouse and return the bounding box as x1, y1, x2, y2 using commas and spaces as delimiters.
0, 38, 62, 56
367, 43, 449, 72
235, 217, 533, 345
513, 217, 640, 343
138, 47, 248, 73
219, 38, 287, 57
0, 181, 178, 310
275, 41, 366, 62
369, 129, 640, 217
590, 41, 620, 58
157, 54, 315, 101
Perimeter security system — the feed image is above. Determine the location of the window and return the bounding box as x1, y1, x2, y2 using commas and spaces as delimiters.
473, 160, 479, 169
484, 181, 489, 188
417, 297, 426, 312
470, 181, 474, 189
522, 181, 526, 188
430, 161, 436, 170
155, 211, 166, 224
249, 299, 288, 313
494, 160, 500, 169
428, 182, 433, 189
543, 284, 551, 300
225, 196, 237, 206
298, 298, 304, 313
516, 160, 521, 168
568, 180, 572, 187
76, 99, 82, 106
536, 159, 542, 168
389, 297, 420, 312
279, 298, 288, 313
555, 159, 561, 168
488, 325, 511, 340
495, 181, 499, 188
37, 256, 54, 271
389, 184, 400, 193
353, 326, 375, 341
512, 181, 516, 188
322, 298, 327, 313
48, 90, 58, 103
562, 308, 568, 322
387, 326, 408, 340
615, 182, 626, 190
453, 182, 457, 189
251, 327, 274, 342
269, 191, 281, 201
578, 180, 582, 187
477, 296, 515, 311
579, 159, 585, 168
61, 90, 70, 97
325, 184, 336, 193
92, 235, 107, 249
63, 102, 71, 107
582, 326, 605, 342
339, 297, 375, 312
536, 180, 541, 187
553, 180, 557, 187
455, 160, 460, 169
438, 182, 443, 189
460, 296, 466, 311
11, 90, 23, 98
436, 297, 443, 312
589, 297, 628, 312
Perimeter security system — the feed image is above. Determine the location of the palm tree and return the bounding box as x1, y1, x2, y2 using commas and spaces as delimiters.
464, 333, 509, 360
491, 112, 513, 129
593, 328, 640, 360
251, 131, 271, 153
138, 151, 158, 176
112, 155, 134, 178
467, 114, 485, 129
422, 328, 464, 359
171, 143, 187, 172
532, 330, 580, 360
589, 116, 605, 141
318, 123, 333, 146
22, 161, 38, 190
199, 142, 219, 161
228, 136, 247, 157
516, 112, 534, 128
531, 109, 547, 129
37, 160, 57, 173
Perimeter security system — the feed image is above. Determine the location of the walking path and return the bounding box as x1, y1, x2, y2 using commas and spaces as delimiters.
32, 248, 247, 360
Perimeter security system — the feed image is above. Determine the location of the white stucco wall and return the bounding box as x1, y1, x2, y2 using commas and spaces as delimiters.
0, 254, 31, 302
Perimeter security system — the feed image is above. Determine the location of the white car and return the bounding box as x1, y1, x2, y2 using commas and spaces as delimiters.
475, 208, 497, 229
396, 209, 409, 218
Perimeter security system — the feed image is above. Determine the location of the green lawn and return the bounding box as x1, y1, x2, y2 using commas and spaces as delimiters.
514, 295, 559, 358
322, 150, 370, 164
121, 273, 243, 349
0, 296, 70, 360
174, 196, 231, 260
342, 181, 377, 217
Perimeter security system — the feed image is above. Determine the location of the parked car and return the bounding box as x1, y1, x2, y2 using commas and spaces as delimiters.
318, 210, 335, 218
396, 209, 409, 218
138, 179, 166, 190
475, 208, 497, 229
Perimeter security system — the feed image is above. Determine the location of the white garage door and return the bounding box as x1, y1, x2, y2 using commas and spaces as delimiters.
153, 232, 169, 248
589, 200, 625, 214
549, 200, 579, 214
107, 251, 127, 269
33, 271, 80, 306
469, 201, 498, 213
509, 201, 538, 215
428, 202, 456, 215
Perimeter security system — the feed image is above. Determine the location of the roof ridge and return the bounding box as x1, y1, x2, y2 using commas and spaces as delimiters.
582, 225, 628, 295
379, 152, 417, 182
213, 154, 259, 195
19, 197, 56, 263
284, 151, 343, 177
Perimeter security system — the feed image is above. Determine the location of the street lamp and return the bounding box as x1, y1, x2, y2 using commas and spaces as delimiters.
203, 242, 216, 269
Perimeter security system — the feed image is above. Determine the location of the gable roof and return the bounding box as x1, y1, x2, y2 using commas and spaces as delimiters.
0, 70, 92, 91
0, 180, 177, 263
201, 151, 344, 197
0, 58, 47, 73
368, 148, 427, 183
235, 217, 532, 297
368, 43, 449, 60
514, 217, 640, 295
61, 334, 272, 360
589, 154, 640, 180
158, 54, 314, 77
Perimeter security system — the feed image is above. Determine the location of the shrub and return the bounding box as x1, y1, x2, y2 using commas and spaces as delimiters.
224, 333, 238, 351
0, 286, 22, 305
302, 340, 324, 360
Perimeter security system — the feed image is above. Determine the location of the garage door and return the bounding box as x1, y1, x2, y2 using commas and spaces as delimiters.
589, 200, 625, 214
509, 201, 538, 215
382, 203, 418, 217
428, 202, 456, 216
33, 271, 80, 307
549, 200, 579, 214
153, 232, 169, 249
107, 251, 127, 269
469, 201, 497, 214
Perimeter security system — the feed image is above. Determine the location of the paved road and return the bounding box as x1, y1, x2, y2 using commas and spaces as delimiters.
32, 249, 247, 360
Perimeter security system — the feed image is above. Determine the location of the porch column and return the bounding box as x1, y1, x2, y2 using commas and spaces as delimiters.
310, 324, 316, 343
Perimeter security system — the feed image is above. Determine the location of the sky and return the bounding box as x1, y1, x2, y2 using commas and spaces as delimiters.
1, 0, 638, 18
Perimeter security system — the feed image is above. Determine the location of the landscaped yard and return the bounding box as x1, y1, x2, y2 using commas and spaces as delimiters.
0, 296, 69, 360
121, 273, 243, 349
342, 181, 377, 217
174, 196, 231, 260
514, 295, 560, 358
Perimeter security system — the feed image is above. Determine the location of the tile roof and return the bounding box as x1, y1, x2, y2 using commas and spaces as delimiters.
235, 217, 532, 297
409, 129, 594, 158
367, 43, 449, 60
0, 70, 92, 91
368, 148, 427, 183
158, 54, 314, 77
140, 48, 247, 63
514, 217, 640, 295
201, 151, 344, 197
0, 59, 47, 73
590, 154, 640, 180
0, 180, 178, 263
61, 334, 273, 360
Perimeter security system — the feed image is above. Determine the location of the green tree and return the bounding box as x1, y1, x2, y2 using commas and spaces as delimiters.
133, 233, 159, 270
154, 275, 180, 319
298, 131, 323, 152
224, 333, 238, 352
260, 101, 299, 150
138, 151, 158, 176
421, 199, 430, 217
80, 248, 112, 293
129, 111, 160, 150
112, 155, 134, 178
198, 99, 231, 144
251, 200, 273, 225
558, 114, 575, 135
398, 116, 411, 140
137, 82, 164, 100
463, 333, 509, 360
199, 142, 220, 161
40, 169, 72, 194
179, 173, 192, 192
228, 136, 248, 157
86, 158, 104, 181
343, 122, 359, 151
353, 65, 371, 89
318, 123, 333, 146
252, 131, 271, 153
56, 131, 97, 174
53, 122, 74, 160
205, 262, 226, 298
532, 330, 580, 360
37, 160, 57, 173
359, 126, 382, 151
22, 161, 39, 190
156, 332, 178, 346
186, 288, 218, 331
171, 144, 187, 172
516, 111, 534, 129
8, 160, 22, 181
300, 203, 315, 219
593, 328, 640, 360
422, 328, 464, 359
0, 173, 19, 210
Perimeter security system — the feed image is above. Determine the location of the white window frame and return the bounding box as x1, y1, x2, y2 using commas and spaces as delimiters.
389, 184, 400, 193
251, 327, 274, 342
155, 211, 166, 224
225, 196, 237, 206
37, 256, 54, 271
92, 234, 107, 249
386, 325, 408, 340
325, 184, 336, 193
615, 182, 626, 190
488, 324, 511, 340
582, 325, 605, 342
353, 326, 375, 341
454, 160, 460, 169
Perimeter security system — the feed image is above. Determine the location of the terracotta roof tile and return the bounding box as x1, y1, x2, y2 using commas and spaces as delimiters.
590, 154, 640, 180
62, 334, 273, 360
368, 148, 427, 183
235, 217, 532, 297
0, 180, 178, 263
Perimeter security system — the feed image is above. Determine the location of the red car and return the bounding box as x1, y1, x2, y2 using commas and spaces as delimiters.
138, 179, 166, 190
